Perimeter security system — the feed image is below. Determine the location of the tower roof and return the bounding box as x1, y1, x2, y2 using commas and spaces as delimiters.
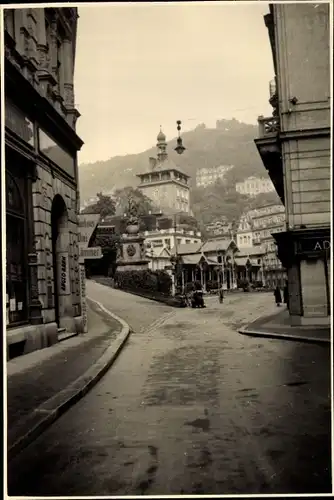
157, 128, 166, 142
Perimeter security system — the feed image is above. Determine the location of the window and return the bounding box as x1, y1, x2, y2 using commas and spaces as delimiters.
4, 9, 15, 39
185, 239, 191, 244
164, 238, 171, 248
6, 172, 28, 326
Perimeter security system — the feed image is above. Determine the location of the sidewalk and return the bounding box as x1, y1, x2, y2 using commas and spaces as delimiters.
7, 298, 130, 462
239, 307, 330, 344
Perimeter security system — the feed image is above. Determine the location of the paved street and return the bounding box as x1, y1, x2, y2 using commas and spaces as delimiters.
7, 281, 331, 495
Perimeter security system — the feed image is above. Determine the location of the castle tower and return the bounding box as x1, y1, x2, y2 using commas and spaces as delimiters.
137, 128, 191, 215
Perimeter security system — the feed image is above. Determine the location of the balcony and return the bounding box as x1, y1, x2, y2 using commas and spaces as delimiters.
254, 115, 284, 204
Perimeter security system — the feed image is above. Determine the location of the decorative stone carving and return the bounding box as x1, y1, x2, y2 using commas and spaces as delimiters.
64, 83, 75, 107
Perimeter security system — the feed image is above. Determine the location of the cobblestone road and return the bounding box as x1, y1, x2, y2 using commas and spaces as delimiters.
7, 281, 331, 495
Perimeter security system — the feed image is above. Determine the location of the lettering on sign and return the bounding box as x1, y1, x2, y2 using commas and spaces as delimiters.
314, 240, 330, 251
60, 255, 67, 292
58, 252, 70, 295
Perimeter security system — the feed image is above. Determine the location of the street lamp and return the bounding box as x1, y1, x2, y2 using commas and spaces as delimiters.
174, 120, 186, 155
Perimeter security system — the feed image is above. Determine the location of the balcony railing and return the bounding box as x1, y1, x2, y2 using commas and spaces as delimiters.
257, 115, 280, 138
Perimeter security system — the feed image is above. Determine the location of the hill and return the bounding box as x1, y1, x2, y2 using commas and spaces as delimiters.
78, 118, 270, 203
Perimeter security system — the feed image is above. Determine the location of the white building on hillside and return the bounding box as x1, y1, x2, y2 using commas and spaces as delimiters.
236, 176, 274, 197
196, 165, 234, 188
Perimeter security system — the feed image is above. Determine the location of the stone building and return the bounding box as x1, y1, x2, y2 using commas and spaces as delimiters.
255, 3, 330, 325
137, 129, 191, 214
5, 7, 84, 357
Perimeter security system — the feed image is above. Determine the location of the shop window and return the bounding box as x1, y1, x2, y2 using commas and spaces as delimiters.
6, 172, 28, 326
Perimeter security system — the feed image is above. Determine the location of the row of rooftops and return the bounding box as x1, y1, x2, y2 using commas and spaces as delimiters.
171, 238, 265, 256
147, 237, 266, 268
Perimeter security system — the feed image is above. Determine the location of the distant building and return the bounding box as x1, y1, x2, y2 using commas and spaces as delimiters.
5, 7, 83, 357
235, 176, 274, 197
144, 226, 202, 265
137, 129, 191, 214
250, 205, 286, 287
236, 214, 254, 249
206, 218, 233, 237
235, 204, 286, 287
196, 165, 234, 188
255, 3, 330, 325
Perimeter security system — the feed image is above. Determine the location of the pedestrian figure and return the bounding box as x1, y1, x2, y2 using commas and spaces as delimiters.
283, 281, 289, 308
219, 286, 224, 304
274, 285, 282, 306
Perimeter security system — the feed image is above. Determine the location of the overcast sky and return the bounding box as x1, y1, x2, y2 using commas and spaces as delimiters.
74, 2, 273, 165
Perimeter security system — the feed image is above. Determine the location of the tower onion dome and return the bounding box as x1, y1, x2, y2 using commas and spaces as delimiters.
157, 128, 166, 142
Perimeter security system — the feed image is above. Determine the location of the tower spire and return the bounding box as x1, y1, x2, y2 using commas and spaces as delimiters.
156, 127, 168, 163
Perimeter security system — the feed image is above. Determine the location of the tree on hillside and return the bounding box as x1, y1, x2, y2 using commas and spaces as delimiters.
81, 192, 116, 219
114, 186, 155, 217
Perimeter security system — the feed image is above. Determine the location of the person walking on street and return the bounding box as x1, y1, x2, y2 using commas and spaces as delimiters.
219, 286, 224, 304
274, 285, 282, 306
283, 281, 289, 308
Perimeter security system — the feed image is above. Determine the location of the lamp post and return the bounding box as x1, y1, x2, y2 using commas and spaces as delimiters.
174, 120, 186, 155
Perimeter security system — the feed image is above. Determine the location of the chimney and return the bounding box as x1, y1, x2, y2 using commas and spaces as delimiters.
149, 157, 157, 170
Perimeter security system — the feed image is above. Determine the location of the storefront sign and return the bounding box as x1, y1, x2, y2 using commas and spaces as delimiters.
297, 237, 331, 255
5, 98, 35, 146
38, 128, 75, 178
79, 246, 102, 263
78, 214, 100, 249
80, 264, 88, 333
58, 252, 70, 295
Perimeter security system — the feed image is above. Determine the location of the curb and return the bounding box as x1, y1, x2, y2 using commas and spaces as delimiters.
7, 299, 131, 463
239, 326, 330, 345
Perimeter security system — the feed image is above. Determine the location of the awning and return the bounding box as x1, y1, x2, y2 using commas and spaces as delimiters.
182, 254, 202, 265
234, 257, 248, 267
206, 257, 219, 265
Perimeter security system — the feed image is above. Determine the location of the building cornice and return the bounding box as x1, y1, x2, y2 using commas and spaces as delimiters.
5, 56, 83, 153
279, 127, 330, 141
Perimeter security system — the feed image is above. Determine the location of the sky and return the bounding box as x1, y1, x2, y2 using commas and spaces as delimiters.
74, 2, 274, 165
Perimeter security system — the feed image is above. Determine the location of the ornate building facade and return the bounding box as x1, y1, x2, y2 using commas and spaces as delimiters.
4, 7, 84, 357
255, 4, 330, 325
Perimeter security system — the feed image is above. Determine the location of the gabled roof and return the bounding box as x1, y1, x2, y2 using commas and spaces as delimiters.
146, 246, 171, 258
201, 238, 236, 253
234, 256, 249, 267
171, 242, 202, 255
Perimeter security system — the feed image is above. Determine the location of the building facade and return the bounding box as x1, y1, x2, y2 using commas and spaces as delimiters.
5, 7, 84, 357
255, 3, 330, 325
251, 204, 286, 287
137, 130, 191, 214
195, 164, 234, 188
235, 176, 275, 197
236, 214, 254, 249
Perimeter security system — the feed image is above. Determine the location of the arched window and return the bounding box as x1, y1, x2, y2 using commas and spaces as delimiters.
6, 172, 28, 325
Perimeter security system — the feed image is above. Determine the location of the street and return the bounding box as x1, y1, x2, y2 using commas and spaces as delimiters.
7, 281, 331, 495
